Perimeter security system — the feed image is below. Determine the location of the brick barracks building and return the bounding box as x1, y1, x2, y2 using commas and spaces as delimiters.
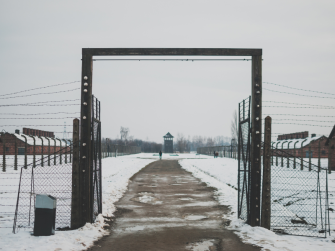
0, 128, 69, 155
272, 131, 328, 158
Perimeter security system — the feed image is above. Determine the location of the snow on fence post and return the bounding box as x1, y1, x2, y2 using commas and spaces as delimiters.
71, 118, 81, 229
261, 116, 271, 229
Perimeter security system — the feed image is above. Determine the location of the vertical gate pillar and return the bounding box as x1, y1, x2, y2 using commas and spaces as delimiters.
80, 51, 93, 225
250, 54, 262, 226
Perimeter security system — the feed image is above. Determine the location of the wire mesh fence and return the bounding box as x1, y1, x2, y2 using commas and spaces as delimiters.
91, 95, 102, 222
268, 143, 330, 237
12, 145, 73, 233
238, 96, 251, 223
0, 132, 73, 231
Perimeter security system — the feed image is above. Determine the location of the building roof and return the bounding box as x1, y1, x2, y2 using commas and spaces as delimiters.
163, 132, 174, 138
271, 135, 326, 149
13, 133, 69, 147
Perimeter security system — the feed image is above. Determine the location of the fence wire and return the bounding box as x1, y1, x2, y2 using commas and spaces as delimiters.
12, 145, 73, 233
269, 144, 330, 237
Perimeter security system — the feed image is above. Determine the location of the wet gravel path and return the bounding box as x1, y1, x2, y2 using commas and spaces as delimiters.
89, 160, 260, 251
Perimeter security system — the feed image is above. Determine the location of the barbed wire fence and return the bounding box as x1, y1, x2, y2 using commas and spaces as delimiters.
0, 81, 81, 231
262, 81, 335, 237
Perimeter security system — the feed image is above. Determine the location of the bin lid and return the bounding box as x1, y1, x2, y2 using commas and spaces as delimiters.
35, 194, 57, 209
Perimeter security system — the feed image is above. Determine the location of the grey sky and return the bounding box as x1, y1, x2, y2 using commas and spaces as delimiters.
1, 0, 334, 143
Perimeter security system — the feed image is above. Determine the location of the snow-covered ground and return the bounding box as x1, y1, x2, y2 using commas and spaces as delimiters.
0, 153, 334, 250
179, 155, 335, 251
0, 154, 157, 251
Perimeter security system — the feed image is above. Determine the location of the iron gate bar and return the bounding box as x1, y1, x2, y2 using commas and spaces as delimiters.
81, 48, 262, 226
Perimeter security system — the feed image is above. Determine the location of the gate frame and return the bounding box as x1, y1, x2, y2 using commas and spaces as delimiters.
80, 48, 262, 226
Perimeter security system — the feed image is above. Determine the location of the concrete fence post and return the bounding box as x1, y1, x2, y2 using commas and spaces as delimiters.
301, 139, 307, 170
46, 137, 51, 166
38, 136, 44, 167
57, 139, 62, 165
67, 140, 72, 163
21, 135, 28, 169
63, 139, 68, 164
53, 138, 57, 165
261, 116, 271, 229
2, 133, 6, 172
14, 136, 18, 171
309, 145, 312, 171
318, 141, 321, 172
328, 140, 333, 174
27, 135, 36, 168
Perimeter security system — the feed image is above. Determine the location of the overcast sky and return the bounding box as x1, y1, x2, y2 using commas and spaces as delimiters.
1, 0, 334, 143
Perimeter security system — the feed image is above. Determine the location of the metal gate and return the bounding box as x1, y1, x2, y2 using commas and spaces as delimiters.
91, 95, 102, 222
237, 96, 251, 222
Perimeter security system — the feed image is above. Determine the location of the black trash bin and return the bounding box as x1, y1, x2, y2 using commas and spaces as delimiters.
33, 194, 57, 236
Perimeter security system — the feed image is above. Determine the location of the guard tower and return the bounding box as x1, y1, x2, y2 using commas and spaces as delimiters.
163, 132, 174, 153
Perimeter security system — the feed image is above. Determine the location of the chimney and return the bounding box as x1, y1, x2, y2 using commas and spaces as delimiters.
311, 133, 316, 138
15, 129, 20, 134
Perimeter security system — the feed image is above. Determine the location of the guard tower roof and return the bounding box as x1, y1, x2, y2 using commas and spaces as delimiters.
163, 132, 174, 138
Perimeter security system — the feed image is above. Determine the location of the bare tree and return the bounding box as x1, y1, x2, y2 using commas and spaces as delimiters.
231, 110, 238, 142
120, 127, 129, 145
206, 137, 214, 147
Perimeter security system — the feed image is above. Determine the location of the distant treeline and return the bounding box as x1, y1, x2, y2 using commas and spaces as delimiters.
102, 138, 162, 153
174, 134, 231, 153
103, 129, 231, 153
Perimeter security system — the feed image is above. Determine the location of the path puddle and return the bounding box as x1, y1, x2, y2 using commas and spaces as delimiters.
131, 192, 163, 205
186, 239, 217, 251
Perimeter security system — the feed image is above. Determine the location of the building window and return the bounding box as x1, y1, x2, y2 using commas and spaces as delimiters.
306, 151, 313, 158
18, 148, 25, 155
322, 150, 326, 155
6, 147, 9, 152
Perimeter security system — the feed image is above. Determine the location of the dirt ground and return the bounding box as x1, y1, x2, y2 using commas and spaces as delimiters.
89, 160, 261, 251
